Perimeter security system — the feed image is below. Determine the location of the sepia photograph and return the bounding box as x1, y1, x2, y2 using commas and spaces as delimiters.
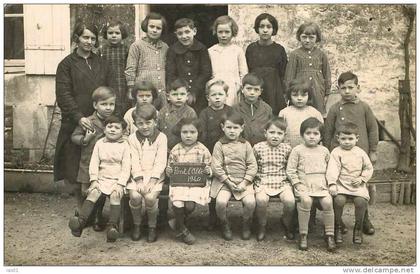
3, 2, 417, 271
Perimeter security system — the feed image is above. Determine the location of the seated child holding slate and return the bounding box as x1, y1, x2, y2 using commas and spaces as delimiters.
166, 118, 212, 245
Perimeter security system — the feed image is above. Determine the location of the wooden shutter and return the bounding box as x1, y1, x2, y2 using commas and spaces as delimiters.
24, 4, 70, 75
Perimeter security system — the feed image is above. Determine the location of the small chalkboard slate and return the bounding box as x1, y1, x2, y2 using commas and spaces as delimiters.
170, 162, 207, 187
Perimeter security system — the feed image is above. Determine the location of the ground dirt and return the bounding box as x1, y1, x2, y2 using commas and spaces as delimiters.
4, 192, 416, 266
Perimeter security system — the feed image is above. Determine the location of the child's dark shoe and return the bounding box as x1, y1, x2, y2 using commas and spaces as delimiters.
299, 234, 308, 251
147, 228, 157, 243
131, 224, 141, 241
107, 224, 119, 243
256, 225, 266, 241
176, 228, 196, 245
281, 219, 295, 240
93, 212, 106, 232
326, 235, 336, 252
68, 216, 84, 237
362, 216, 375, 235
207, 214, 218, 231
241, 219, 251, 240
221, 222, 233, 241
353, 223, 363, 244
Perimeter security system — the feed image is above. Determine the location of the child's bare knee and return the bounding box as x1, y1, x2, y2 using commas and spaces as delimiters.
129, 191, 142, 207
110, 192, 121, 205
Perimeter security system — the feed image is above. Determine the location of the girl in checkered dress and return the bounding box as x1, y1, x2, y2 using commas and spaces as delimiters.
253, 117, 295, 241
166, 118, 212, 245
100, 20, 130, 115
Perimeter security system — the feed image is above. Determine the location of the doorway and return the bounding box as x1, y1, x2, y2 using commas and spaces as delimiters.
149, 4, 228, 48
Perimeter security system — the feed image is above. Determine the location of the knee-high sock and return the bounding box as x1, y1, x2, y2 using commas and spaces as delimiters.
146, 200, 159, 228
79, 200, 95, 224
174, 207, 186, 233
109, 204, 120, 225
354, 198, 368, 226
323, 209, 335, 236
129, 200, 142, 226
216, 202, 228, 223
256, 204, 268, 226
297, 203, 311, 235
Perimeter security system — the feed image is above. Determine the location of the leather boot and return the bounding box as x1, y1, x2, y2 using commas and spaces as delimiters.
299, 234, 308, 251
176, 228, 196, 245
221, 221, 233, 241
107, 224, 119, 243
241, 219, 251, 240
147, 227, 157, 243
326, 235, 336, 252
69, 216, 86, 237
363, 210, 375, 235
131, 224, 141, 241
353, 222, 363, 244
335, 223, 343, 244
256, 225, 266, 241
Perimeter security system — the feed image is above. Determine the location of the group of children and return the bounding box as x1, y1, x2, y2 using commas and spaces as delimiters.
68, 11, 379, 252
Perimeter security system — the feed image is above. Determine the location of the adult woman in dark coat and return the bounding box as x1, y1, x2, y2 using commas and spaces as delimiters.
54, 22, 114, 221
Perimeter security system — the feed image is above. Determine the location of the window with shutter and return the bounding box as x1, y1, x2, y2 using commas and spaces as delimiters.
23, 4, 71, 75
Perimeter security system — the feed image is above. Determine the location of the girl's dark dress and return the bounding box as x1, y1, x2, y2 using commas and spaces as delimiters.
54, 50, 113, 183
245, 41, 288, 115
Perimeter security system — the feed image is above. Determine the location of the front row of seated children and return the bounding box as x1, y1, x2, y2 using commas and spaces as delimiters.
68, 72, 375, 252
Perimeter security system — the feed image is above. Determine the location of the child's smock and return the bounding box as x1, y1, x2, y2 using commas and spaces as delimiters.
286, 144, 330, 197
245, 41, 288, 115
210, 137, 257, 200
253, 141, 292, 196
278, 105, 324, 148
208, 44, 248, 106
326, 146, 374, 201
71, 112, 105, 184
125, 38, 168, 94
285, 47, 331, 115
89, 137, 131, 195
127, 130, 167, 192
168, 142, 212, 206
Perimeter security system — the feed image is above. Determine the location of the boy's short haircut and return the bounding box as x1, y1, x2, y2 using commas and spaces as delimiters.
104, 115, 127, 130
141, 12, 167, 33
338, 71, 359, 86
168, 78, 188, 93
72, 21, 99, 48
132, 103, 157, 121
131, 80, 158, 101
300, 117, 324, 137
92, 86, 116, 102
174, 18, 195, 30
286, 77, 314, 102
222, 109, 245, 126
205, 78, 229, 96
212, 15, 238, 37
254, 13, 278, 36
102, 20, 128, 39
296, 22, 322, 43
242, 73, 264, 87
264, 117, 287, 131
337, 122, 359, 135
172, 117, 203, 138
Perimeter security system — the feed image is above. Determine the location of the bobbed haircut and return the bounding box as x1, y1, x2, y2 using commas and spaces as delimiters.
286, 78, 314, 102
72, 21, 99, 48
212, 15, 239, 37
337, 122, 359, 135
141, 12, 167, 34
92, 86, 116, 102
242, 73, 264, 87
296, 22, 322, 42
174, 18, 195, 30
104, 115, 127, 130
222, 109, 245, 126
172, 117, 203, 139
102, 20, 128, 40
131, 80, 158, 101
254, 13, 278, 36
205, 78, 229, 96
264, 117, 287, 131
132, 103, 157, 122
168, 78, 188, 93
338, 71, 359, 86
300, 117, 324, 137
